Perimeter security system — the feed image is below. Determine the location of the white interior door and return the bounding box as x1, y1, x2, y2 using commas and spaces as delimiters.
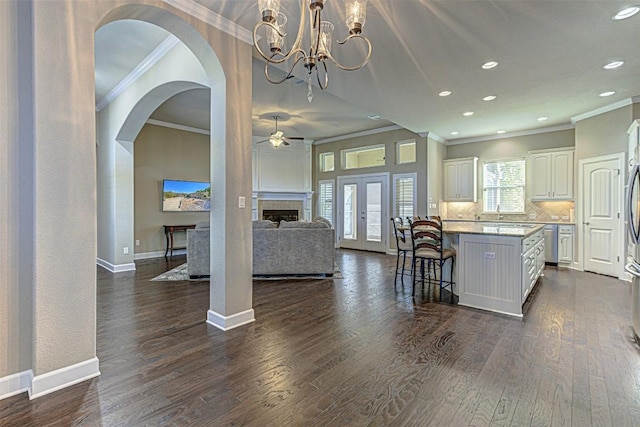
582, 154, 623, 277
338, 174, 388, 252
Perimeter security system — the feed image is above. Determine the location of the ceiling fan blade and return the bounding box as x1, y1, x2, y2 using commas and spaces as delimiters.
284, 136, 304, 141
282, 140, 290, 146
256, 139, 269, 144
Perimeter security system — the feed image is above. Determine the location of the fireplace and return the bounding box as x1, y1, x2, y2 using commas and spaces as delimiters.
263, 209, 298, 222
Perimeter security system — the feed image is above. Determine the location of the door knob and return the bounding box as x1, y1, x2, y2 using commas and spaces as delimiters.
584, 221, 590, 226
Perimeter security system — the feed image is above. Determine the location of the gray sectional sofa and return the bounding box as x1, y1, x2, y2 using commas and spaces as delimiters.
186, 219, 335, 278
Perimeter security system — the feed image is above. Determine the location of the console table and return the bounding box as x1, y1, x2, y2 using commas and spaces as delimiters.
163, 224, 196, 258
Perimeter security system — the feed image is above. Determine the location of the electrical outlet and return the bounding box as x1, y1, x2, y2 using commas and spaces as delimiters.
484, 252, 496, 259
561, 216, 569, 221
135, 240, 140, 246
551, 215, 559, 220
529, 213, 536, 220
123, 247, 129, 254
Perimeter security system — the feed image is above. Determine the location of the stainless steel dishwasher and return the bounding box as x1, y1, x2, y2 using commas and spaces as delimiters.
543, 224, 558, 264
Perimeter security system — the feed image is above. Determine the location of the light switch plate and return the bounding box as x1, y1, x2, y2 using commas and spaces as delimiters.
238, 196, 246, 208
529, 213, 536, 220
551, 215, 559, 220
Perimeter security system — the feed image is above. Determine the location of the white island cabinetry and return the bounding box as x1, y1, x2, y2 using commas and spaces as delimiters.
446, 222, 544, 317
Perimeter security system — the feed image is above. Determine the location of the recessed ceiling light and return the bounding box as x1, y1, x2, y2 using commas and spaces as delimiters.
463, 111, 474, 116
367, 114, 383, 120
439, 90, 452, 97
613, 6, 640, 20
604, 60, 624, 69
483, 95, 497, 101
450, 131, 459, 135
482, 61, 499, 69
496, 130, 506, 134
599, 91, 616, 97
537, 116, 549, 122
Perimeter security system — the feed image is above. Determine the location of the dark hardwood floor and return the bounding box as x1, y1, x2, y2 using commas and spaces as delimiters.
2, 250, 640, 426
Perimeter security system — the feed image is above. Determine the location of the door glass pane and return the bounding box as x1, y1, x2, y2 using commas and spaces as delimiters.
343, 184, 357, 240
366, 182, 382, 242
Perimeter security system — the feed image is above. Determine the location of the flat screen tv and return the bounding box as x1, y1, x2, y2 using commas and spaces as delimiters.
162, 179, 211, 212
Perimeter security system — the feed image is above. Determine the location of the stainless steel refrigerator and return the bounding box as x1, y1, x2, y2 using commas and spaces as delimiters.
625, 121, 640, 341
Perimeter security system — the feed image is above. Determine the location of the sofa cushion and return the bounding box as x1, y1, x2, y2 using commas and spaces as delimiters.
280, 220, 329, 229
253, 219, 278, 229
195, 221, 210, 229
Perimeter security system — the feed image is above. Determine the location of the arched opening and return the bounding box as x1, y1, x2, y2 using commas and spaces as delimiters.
94, 4, 253, 331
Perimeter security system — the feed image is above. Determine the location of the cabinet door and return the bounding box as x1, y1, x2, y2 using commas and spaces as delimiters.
443, 162, 459, 201
559, 234, 574, 263
551, 151, 573, 199
457, 160, 475, 201
530, 153, 552, 200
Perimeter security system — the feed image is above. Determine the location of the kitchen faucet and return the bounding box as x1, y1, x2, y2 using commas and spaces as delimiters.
497, 204, 503, 221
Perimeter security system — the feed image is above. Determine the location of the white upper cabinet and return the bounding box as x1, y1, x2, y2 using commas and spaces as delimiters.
529, 149, 574, 200
443, 157, 478, 202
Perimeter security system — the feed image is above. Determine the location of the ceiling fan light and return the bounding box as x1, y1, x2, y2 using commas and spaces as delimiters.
346, 0, 367, 34
269, 136, 283, 147
259, 0, 281, 23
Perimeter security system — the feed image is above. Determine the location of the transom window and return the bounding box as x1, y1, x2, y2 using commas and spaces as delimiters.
319, 152, 335, 172
483, 158, 525, 213
341, 145, 385, 170
396, 139, 416, 164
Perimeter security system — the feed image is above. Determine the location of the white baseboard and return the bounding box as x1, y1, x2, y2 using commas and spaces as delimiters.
207, 309, 255, 331
134, 249, 185, 260
0, 370, 33, 400
96, 258, 136, 273
29, 357, 100, 400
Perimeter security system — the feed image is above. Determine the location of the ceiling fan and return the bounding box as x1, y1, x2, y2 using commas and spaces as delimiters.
257, 116, 304, 148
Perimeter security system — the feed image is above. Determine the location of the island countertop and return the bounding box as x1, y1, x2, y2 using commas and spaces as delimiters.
443, 221, 544, 237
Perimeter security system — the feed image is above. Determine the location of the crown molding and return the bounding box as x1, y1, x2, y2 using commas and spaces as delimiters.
446, 123, 575, 146
427, 132, 445, 143
571, 98, 633, 123
96, 35, 180, 112
146, 119, 210, 135
314, 125, 403, 145
163, 0, 253, 45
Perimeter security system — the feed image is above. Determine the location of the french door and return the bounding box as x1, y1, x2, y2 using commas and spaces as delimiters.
337, 173, 388, 252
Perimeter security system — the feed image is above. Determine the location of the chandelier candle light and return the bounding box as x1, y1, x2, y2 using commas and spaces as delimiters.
254, 0, 372, 102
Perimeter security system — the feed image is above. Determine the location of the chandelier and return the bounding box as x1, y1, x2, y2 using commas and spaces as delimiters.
253, 0, 372, 102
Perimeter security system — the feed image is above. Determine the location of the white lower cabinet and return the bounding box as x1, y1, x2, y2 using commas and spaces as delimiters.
458, 228, 545, 317
558, 225, 574, 264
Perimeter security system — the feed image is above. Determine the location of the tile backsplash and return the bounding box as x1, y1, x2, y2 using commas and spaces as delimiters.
441, 200, 575, 223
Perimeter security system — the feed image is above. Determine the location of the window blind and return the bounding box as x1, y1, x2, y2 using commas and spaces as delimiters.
318, 181, 334, 225
394, 175, 415, 218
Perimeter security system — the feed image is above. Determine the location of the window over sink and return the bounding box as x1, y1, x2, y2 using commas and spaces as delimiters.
483, 158, 525, 213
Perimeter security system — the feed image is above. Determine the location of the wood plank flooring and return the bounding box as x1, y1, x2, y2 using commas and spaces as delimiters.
2, 250, 640, 426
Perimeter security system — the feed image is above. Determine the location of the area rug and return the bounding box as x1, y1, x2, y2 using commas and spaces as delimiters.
151, 263, 342, 282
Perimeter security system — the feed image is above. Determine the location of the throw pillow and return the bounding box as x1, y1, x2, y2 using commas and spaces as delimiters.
313, 216, 332, 228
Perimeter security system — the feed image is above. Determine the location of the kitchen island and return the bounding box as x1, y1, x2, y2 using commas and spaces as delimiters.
443, 221, 545, 317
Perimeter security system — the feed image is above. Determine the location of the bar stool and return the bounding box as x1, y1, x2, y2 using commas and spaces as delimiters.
409, 217, 456, 301
391, 217, 412, 286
